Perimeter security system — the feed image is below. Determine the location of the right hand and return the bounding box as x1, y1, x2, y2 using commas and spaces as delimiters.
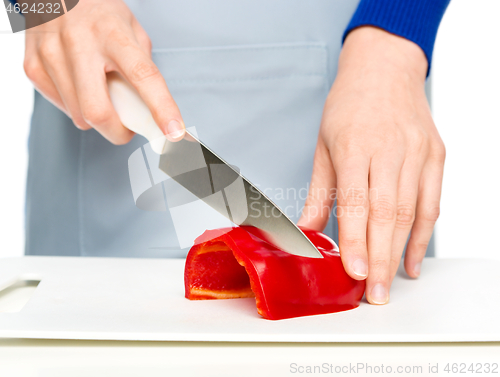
24, 0, 185, 144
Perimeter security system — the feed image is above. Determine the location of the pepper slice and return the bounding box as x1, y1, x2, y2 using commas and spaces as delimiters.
184, 226, 365, 320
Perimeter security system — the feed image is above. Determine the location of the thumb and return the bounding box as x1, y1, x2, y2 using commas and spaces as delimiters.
297, 137, 336, 231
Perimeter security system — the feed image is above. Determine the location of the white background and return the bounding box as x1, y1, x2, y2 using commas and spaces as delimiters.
0, 0, 499, 260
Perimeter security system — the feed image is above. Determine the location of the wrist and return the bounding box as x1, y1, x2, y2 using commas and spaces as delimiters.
339, 26, 428, 85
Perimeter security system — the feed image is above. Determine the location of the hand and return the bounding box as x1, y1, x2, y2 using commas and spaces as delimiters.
23, 0, 185, 144
298, 27, 446, 304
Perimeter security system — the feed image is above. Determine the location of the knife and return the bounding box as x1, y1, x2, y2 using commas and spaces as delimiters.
107, 73, 323, 258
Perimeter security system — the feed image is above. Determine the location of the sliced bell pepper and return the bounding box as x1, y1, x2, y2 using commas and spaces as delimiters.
184, 226, 365, 320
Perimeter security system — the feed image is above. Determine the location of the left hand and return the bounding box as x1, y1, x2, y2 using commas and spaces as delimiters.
298, 27, 446, 305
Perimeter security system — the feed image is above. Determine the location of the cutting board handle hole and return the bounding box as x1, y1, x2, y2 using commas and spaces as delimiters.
0, 279, 40, 313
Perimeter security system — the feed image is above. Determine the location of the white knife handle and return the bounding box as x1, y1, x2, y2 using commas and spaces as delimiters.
107, 72, 166, 154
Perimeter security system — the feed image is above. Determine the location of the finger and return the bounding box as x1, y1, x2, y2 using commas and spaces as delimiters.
131, 18, 153, 57
333, 149, 370, 281
68, 53, 134, 145
366, 154, 403, 304
24, 57, 67, 115
39, 39, 91, 130
404, 152, 445, 278
388, 158, 423, 282
106, 34, 185, 141
298, 136, 336, 231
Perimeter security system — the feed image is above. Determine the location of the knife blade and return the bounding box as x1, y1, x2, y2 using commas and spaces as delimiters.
107, 72, 323, 258
159, 130, 323, 258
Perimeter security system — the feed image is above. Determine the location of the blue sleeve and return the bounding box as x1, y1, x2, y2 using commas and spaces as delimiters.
343, 0, 451, 75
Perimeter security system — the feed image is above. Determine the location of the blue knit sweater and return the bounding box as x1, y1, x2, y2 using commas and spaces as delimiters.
344, 0, 451, 74
8, 0, 450, 72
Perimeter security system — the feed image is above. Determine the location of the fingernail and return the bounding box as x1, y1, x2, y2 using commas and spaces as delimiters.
166, 120, 184, 139
370, 284, 389, 305
352, 259, 367, 277
413, 262, 421, 277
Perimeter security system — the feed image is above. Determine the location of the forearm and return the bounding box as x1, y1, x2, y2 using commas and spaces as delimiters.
338, 26, 428, 88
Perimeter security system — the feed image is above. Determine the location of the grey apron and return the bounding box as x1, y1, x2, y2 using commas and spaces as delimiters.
25, 0, 435, 258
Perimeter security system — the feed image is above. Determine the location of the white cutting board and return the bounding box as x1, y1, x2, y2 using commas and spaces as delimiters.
0, 256, 499, 342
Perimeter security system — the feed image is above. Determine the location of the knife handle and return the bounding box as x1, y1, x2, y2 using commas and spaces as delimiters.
107, 72, 166, 154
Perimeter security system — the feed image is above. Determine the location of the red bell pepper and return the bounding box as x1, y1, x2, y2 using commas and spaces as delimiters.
184, 226, 365, 320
